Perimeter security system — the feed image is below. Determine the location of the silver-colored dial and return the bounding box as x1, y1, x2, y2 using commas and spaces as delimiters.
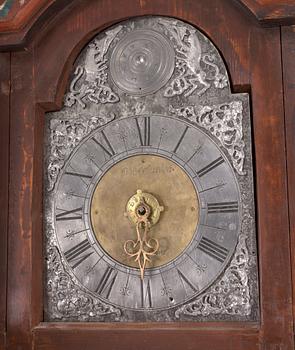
53, 115, 240, 311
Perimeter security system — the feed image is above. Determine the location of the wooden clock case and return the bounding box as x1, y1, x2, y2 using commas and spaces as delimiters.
0, 0, 295, 349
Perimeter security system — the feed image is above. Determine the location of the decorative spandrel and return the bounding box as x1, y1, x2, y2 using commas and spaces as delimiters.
44, 16, 259, 323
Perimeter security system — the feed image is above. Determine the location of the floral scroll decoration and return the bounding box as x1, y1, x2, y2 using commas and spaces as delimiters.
158, 18, 228, 98
46, 245, 121, 321
169, 101, 246, 175
64, 26, 122, 109
175, 208, 254, 318
64, 17, 229, 107
46, 113, 115, 191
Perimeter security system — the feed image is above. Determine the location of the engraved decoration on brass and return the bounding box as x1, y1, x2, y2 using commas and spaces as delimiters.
125, 189, 164, 226
109, 29, 175, 95
90, 155, 199, 268
124, 189, 164, 279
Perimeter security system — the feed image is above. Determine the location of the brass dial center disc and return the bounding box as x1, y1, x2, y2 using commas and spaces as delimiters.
90, 154, 199, 269
125, 189, 164, 226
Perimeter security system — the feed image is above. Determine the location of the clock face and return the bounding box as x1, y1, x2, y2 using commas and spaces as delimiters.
45, 16, 258, 322
53, 115, 240, 311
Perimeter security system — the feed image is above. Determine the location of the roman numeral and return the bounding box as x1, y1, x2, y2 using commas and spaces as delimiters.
198, 237, 228, 263
196, 156, 224, 177
56, 207, 83, 221
199, 182, 226, 194
140, 278, 152, 308
173, 126, 189, 153
64, 239, 93, 269
185, 145, 202, 164
95, 266, 118, 299
177, 269, 198, 294
207, 201, 239, 214
92, 130, 115, 158
136, 117, 150, 146
65, 171, 92, 179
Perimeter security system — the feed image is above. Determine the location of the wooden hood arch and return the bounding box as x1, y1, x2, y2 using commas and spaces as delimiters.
0, 1, 293, 349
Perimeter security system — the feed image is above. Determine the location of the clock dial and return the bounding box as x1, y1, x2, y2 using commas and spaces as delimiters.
90, 154, 199, 269
53, 115, 241, 310
45, 16, 257, 323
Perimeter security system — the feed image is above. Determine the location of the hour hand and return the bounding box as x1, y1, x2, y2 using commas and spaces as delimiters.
123, 189, 163, 279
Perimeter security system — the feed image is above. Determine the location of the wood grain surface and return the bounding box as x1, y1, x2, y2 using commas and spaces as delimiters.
1, 0, 294, 349
0, 52, 10, 350
1, 1, 295, 50
0, 0, 75, 51
240, 0, 295, 25
282, 24, 295, 337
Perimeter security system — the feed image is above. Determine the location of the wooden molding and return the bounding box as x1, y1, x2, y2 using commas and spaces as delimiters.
1, 0, 295, 50
0, 51, 10, 350
0, 0, 49, 32
6, 0, 295, 348
0, 0, 75, 51
239, 0, 295, 25
282, 25, 295, 334
2, 0, 294, 349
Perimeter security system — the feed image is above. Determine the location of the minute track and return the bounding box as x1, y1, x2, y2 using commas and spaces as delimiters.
54, 115, 241, 312
45, 15, 256, 322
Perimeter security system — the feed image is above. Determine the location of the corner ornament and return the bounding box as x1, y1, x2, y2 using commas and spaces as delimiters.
64, 26, 122, 109
175, 231, 251, 318
46, 246, 121, 321
46, 113, 115, 191
169, 101, 246, 175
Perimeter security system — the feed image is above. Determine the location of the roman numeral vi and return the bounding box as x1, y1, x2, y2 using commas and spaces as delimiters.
140, 278, 152, 308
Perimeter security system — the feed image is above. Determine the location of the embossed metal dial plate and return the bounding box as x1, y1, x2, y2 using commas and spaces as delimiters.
53, 115, 240, 312
44, 16, 258, 322
110, 29, 175, 95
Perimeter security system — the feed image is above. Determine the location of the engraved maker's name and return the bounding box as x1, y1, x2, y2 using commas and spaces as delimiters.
121, 165, 175, 176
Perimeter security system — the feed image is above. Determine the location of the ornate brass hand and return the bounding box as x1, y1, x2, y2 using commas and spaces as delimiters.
124, 215, 159, 280
124, 190, 163, 280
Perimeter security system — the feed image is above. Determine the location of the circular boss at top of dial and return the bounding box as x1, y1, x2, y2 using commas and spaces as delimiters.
109, 29, 175, 95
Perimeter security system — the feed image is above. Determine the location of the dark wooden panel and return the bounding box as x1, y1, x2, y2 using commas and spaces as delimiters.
34, 0, 253, 107
3, 1, 295, 51
248, 24, 293, 349
32, 0, 292, 348
282, 25, 295, 332
239, 0, 295, 25
3, 0, 294, 349
6, 49, 36, 350
33, 323, 259, 350
0, 0, 76, 51
0, 0, 49, 30
0, 52, 10, 350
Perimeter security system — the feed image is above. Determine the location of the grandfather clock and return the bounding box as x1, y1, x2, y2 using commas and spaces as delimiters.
0, 1, 294, 349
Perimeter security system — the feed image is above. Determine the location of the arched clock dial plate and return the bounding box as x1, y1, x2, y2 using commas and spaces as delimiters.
53, 115, 241, 312
44, 16, 258, 323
